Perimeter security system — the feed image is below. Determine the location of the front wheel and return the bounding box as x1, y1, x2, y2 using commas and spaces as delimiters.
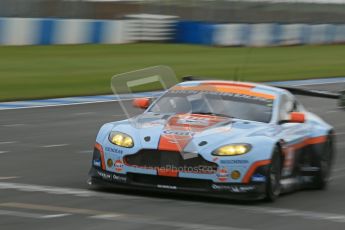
265, 147, 282, 202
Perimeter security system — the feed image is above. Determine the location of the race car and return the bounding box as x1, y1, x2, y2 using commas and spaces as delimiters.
88, 78, 336, 201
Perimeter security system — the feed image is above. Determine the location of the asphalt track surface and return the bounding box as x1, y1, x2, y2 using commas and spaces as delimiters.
1, 83, 345, 230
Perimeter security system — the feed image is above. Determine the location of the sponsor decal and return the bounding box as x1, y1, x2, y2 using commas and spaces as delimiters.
105, 147, 123, 154
97, 171, 112, 180
231, 170, 241, 180
96, 170, 127, 183
162, 129, 194, 137
177, 116, 210, 126
157, 184, 177, 190
220, 159, 249, 164
216, 167, 230, 182
251, 173, 266, 182
113, 174, 127, 183
93, 159, 101, 167
114, 160, 124, 172
211, 184, 256, 193
158, 113, 230, 152
107, 159, 113, 168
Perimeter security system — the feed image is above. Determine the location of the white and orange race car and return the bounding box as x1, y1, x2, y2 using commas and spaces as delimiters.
88, 71, 337, 201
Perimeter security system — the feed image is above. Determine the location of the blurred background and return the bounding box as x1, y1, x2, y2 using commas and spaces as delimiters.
2, 3, 345, 230
0, 0, 344, 101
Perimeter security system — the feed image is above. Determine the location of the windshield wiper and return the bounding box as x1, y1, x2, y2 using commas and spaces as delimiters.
192, 112, 235, 118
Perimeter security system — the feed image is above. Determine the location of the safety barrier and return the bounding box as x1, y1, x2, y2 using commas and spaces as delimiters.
0, 18, 345, 46
193, 22, 345, 46
0, 18, 129, 45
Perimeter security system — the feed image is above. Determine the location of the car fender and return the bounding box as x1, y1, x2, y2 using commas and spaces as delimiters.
96, 123, 114, 145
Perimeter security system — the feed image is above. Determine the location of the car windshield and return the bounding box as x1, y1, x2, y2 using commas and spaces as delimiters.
148, 89, 274, 123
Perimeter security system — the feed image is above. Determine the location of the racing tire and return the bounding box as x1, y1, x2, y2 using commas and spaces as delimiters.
265, 147, 282, 202
312, 136, 333, 190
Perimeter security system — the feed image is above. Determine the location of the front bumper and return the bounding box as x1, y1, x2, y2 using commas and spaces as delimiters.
88, 166, 267, 200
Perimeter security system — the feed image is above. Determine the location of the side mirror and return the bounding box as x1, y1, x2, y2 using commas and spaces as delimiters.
132, 98, 150, 109
289, 112, 305, 123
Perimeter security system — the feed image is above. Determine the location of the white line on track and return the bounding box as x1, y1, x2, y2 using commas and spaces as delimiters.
40, 144, 69, 148
0, 177, 19, 180
1, 124, 25, 127
0, 182, 135, 199
0, 209, 70, 219
240, 206, 345, 223
0, 98, 133, 111
0, 209, 47, 219
0, 202, 249, 230
2, 182, 345, 224
90, 214, 248, 230
41, 213, 71, 219
0, 141, 16, 145
0, 151, 9, 154
73, 112, 96, 116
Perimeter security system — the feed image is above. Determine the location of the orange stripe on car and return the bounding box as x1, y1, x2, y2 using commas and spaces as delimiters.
286, 135, 327, 151
243, 136, 327, 183
201, 82, 255, 89
307, 136, 327, 145
157, 168, 179, 177
242, 160, 271, 183
172, 85, 275, 100
158, 135, 190, 152
158, 113, 229, 151
95, 143, 106, 170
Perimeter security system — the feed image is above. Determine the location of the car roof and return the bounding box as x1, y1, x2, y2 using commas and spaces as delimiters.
175, 80, 288, 98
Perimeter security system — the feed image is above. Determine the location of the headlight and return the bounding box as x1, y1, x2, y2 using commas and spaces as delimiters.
109, 131, 134, 148
212, 144, 252, 156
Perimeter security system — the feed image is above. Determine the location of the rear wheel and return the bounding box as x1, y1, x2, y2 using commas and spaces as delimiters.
265, 147, 282, 202
312, 136, 333, 190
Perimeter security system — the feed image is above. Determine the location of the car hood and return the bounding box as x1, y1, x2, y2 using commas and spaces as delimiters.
112, 112, 277, 155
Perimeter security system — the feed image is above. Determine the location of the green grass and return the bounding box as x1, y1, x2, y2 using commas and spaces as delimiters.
0, 43, 345, 101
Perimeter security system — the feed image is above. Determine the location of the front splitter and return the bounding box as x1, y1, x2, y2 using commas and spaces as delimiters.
88, 166, 267, 201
